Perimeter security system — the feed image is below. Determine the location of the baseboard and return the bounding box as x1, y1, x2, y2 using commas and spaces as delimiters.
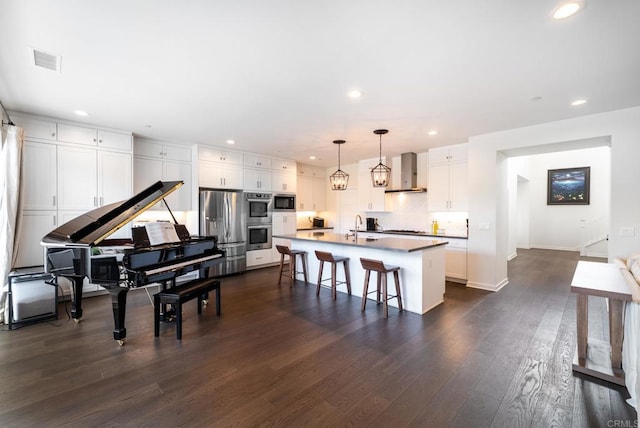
531, 245, 578, 252
466, 277, 509, 292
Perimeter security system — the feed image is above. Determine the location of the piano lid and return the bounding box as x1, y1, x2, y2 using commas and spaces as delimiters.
42, 180, 184, 247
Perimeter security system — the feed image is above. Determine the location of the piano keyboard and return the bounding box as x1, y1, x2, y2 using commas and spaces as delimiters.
144, 253, 223, 276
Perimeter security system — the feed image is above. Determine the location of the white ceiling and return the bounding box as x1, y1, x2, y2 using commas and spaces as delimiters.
1, 0, 639, 167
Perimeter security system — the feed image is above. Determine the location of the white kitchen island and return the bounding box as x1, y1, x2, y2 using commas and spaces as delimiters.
274, 231, 448, 315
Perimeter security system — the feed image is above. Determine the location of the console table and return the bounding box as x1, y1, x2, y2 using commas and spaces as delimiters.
571, 261, 632, 385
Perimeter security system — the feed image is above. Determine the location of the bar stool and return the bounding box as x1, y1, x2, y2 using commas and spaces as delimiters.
360, 258, 403, 318
276, 245, 308, 286
314, 250, 351, 300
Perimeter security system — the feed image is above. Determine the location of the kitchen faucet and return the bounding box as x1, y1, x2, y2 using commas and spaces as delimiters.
354, 215, 363, 239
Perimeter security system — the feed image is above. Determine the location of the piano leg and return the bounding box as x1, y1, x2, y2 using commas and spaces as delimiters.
65, 275, 85, 322
104, 285, 129, 345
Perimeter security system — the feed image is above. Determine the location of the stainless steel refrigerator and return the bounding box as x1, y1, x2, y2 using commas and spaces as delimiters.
199, 189, 246, 276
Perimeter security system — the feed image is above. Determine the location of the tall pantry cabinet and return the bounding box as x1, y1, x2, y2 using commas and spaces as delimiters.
12, 115, 133, 269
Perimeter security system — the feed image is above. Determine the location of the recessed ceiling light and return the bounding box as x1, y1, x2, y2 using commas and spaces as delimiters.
553, 1, 584, 20
309, 155, 317, 160
74, 110, 88, 117
571, 99, 587, 106
226, 139, 235, 145
347, 89, 362, 99
428, 130, 438, 136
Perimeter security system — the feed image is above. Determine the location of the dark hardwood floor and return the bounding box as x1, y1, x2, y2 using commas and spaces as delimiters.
0, 249, 636, 427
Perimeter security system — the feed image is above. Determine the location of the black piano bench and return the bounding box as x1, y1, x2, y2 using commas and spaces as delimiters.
153, 278, 221, 340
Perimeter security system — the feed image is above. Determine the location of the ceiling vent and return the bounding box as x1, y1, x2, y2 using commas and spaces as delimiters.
31, 48, 61, 72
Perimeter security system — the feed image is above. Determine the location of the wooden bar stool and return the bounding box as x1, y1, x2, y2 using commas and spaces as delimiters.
360, 258, 403, 318
276, 244, 308, 286
314, 250, 351, 299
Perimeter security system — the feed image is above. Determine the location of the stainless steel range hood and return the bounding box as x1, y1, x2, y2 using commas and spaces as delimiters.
384, 152, 426, 193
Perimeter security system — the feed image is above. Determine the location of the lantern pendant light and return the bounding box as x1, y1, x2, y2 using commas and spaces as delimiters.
371, 129, 391, 187
329, 139, 349, 190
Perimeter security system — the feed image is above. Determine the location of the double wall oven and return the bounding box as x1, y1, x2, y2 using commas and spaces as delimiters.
244, 192, 272, 250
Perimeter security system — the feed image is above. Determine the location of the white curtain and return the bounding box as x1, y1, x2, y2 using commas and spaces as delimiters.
0, 125, 25, 324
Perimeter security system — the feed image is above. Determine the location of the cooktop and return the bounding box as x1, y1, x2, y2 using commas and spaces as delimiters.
383, 229, 427, 235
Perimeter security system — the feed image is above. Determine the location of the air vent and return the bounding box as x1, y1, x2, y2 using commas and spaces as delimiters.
31, 48, 61, 72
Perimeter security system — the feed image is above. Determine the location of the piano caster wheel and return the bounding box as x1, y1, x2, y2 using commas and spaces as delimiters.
74, 318, 81, 324
117, 339, 125, 346
202, 299, 208, 306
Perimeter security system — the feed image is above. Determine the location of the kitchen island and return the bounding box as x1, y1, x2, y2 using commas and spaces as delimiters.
273, 231, 448, 315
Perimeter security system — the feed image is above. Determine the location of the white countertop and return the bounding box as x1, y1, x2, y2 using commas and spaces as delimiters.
274, 231, 448, 253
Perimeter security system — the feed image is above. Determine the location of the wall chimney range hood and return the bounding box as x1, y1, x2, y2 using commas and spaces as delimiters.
384, 152, 426, 193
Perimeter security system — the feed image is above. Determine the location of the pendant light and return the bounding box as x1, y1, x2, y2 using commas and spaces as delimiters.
371, 129, 391, 187
329, 139, 349, 190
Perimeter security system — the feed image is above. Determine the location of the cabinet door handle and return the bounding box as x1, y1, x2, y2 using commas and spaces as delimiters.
98, 139, 103, 143
94, 197, 98, 207
99, 196, 104, 206
52, 195, 56, 207
53, 215, 57, 226
93, 138, 97, 142
51, 132, 56, 137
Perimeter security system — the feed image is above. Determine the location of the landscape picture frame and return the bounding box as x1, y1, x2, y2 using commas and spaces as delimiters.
547, 166, 590, 205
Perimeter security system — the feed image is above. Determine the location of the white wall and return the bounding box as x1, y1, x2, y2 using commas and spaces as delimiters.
507, 146, 610, 254
468, 106, 640, 291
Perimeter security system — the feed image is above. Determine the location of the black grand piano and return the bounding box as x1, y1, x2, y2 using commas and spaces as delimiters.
41, 180, 225, 345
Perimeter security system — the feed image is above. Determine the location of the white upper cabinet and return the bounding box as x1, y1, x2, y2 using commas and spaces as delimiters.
297, 164, 326, 211
57, 124, 132, 151
134, 141, 192, 210
57, 146, 99, 210
134, 140, 191, 162
199, 146, 243, 165
272, 171, 296, 193
98, 150, 132, 206
12, 116, 57, 141
23, 141, 57, 210
199, 161, 244, 190
244, 168, 272, 191
97, 130, 133, 151
272, 158, 297, 174
244, 154, 272, 169
427, 144, 468, 212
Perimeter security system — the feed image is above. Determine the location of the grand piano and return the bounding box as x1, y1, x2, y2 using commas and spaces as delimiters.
41, 180, 225, 345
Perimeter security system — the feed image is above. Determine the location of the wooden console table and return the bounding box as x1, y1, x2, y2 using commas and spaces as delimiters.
571, 261, 632, 386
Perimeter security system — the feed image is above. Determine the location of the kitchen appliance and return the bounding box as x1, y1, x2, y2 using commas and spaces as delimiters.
384, 152, 427, 193
312, 217, 325, 228
244, 192, 272, 223
247, 224, 272, 250
200, 189, 247, 276
273, 193, 296, 212
366, 217, 378, 231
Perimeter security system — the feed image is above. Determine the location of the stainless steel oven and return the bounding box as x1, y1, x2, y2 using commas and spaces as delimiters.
247, 224, 272, 250
244, 192, 272, 224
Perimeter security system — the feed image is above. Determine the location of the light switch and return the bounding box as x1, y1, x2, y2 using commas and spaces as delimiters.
620, 227, 635, 237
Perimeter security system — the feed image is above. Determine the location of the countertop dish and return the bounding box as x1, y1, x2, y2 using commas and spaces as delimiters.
274, 232, 448, 253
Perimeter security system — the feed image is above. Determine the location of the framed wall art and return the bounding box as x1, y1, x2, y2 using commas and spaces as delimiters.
547, 166, 590, 205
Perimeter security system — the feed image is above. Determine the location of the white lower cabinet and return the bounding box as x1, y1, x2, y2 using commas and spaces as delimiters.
247, 249, 273, 268
444, 238, 467, 283
14, 211, 57, 268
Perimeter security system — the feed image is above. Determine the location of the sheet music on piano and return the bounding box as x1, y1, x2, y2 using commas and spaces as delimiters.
144, 222, 180, 246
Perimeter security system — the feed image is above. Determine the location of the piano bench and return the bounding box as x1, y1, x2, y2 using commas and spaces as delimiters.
153, 277, 221, 340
